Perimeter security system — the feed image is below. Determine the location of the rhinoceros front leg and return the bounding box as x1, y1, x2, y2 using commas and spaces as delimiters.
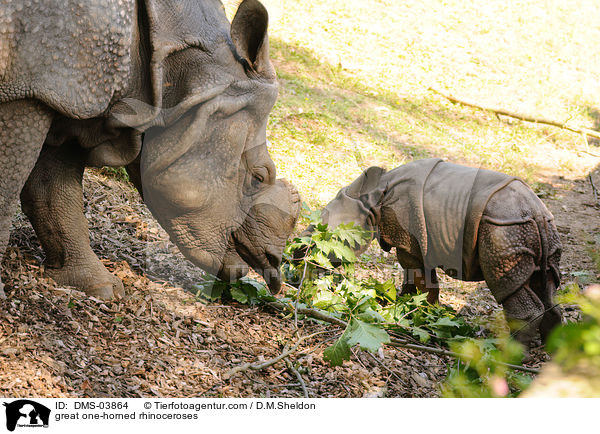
1, 100, 54, 298
397, 251, 440, 304
20, 142, 124, 299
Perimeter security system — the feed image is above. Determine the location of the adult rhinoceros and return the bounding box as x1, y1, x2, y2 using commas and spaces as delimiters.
0, 0, 300, 298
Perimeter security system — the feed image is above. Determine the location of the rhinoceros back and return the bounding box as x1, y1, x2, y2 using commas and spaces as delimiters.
0, 0, 134, 119
420, 161, 516, 279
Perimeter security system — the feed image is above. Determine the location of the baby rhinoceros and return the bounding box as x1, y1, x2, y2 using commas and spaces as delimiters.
315, 158, 562, 348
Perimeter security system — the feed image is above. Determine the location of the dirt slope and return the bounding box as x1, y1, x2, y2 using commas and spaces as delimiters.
1, 171, 448, 398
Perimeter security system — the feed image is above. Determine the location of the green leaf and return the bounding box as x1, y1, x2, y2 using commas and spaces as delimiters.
323, 335, 351, 367
373, 279, 396, 301
230, 286, 249, 304
331, 243, 357, 262
316, 240, 337, 257
313, 250, 333, 268
355, 295, 374, 310
316, 223, 329, 233
357, 307, 386, 323
239, 277, 265, 291
346, 318, 390, 352
412, 327, 431, 343
411, 292, 429, 306
431, 317, 461, 328
335, 226, 364, 248
313, 289, 344, 311
193, 280, 226, 301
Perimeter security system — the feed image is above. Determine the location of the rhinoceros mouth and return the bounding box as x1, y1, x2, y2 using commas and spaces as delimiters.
230, 230, 282, 294
216, 244, 250, 282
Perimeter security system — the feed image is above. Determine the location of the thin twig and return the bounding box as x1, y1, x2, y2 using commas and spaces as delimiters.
589, 173, 600, 206
581, 150, 600, 158
289, 240, 317, 329
294, 260, 309, 328
351, 347, 370, 371
429, 86, 600, 141
226, 330, 327, 377
284, 356, 309, 398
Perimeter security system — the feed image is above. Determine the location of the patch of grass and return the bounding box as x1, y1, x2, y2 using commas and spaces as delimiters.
97, 167, 130, 183
267, 36, 573, 207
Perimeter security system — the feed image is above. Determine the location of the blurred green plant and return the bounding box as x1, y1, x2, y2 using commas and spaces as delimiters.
547, 283, 600, 371
441, 336, 530, 397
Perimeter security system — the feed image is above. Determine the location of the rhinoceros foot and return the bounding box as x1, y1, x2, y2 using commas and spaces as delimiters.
46, 260, 124, 299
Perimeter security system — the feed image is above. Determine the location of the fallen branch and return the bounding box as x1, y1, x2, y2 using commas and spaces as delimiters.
386, 340, 539, 374
267, 300, 347, 328
429, 87, 600, 141
284, 356, 309, 398
226, 330, 327, 378
266, 299, 540, 375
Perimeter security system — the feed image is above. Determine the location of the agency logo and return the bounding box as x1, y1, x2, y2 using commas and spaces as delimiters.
2, 400, 50, 432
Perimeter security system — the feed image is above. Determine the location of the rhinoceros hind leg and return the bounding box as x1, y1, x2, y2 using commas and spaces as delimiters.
532, 234, 563, 343
20, 142, 124, 299
478, 219, 547, 347
502, 284, 545, 348
0, 100, 54, 298
531, 271, 562, 343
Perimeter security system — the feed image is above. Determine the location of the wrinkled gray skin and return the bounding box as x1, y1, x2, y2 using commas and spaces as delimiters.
228, 179, 301, 294
0, 0, 298, 299
307, 160, 562, 348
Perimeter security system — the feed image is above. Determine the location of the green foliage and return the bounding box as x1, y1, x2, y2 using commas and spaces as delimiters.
193, 277, 276, 305
322, 334, 351, 367
98, 166, 130, 183
283, 206, 476, 366
324, 318, 391, 367
194, 206, 544, 392
441, 336, 531, 397
382, 292, 474, 343
443, 284, 600, 397
547, 284, 600, 371
284, 204, 370, 274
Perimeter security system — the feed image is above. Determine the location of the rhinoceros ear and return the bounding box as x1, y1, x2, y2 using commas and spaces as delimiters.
231, 0, 276, 80
346, 166, 387, 207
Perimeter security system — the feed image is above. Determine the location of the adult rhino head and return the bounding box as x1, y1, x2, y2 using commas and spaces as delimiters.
118, 0, 299, 291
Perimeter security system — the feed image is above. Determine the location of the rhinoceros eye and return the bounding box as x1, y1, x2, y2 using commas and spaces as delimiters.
252, 167, 268, 184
